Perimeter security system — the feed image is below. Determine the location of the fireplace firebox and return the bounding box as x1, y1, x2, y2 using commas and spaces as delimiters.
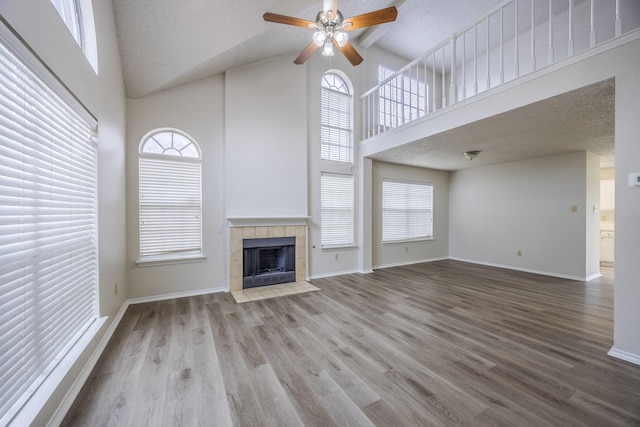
243, 237, 296, 288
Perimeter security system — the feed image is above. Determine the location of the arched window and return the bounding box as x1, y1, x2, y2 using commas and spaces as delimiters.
320, 72, 355, 247
138, 130, 203, 262
321, 72, 353, 163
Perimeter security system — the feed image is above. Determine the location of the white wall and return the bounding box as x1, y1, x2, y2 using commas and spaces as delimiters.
372, 161, 449, 269
585, 151, 601, 278
126, 77, 226, 298
449, 152, 596, 280
224, 56, 308, 219
0, 0, 128, 424
612, 43, 640, 362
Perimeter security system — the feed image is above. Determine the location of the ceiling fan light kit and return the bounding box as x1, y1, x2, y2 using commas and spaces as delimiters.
263, 3, 397, 66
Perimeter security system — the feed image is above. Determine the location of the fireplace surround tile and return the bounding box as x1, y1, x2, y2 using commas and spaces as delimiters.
229, 224, 307, 291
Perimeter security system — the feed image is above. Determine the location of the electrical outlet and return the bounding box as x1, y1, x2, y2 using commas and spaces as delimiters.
517, 250, 522, 257
571, 205, 578, 213
114, 283, 118, 295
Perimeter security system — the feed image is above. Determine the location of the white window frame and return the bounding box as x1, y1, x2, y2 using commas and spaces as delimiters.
51, 0, 84, 50
382, 179, 434, 243
321, 72, 354, 164
0, 25, 99, 425
321, 172, 355, 248
138, 129, 204, 265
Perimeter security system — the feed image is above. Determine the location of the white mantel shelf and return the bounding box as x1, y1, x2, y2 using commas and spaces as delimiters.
227, 216, 310, 227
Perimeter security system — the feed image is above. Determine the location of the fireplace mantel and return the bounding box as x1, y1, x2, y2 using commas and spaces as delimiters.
227, 216, 309, 227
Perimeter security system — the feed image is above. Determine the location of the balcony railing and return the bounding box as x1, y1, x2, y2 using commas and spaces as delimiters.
361, 0, 640, 140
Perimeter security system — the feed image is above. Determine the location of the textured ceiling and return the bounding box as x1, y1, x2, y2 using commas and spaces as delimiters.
111, 0, 614, 170
111, 0, 504, 98
369, 79, 615, 171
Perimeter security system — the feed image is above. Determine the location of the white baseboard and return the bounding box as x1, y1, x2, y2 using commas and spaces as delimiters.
127, 286, 227, 305
608, 347, 640, 366
373, 257, 448, 271
308, 269, 362, 280
47, 303, 129, 427
448, 257, 595, 281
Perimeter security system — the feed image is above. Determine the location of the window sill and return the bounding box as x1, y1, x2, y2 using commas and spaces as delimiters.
320, 244, 358, 251
382, 237, 435, 246
136, 254, 206, 267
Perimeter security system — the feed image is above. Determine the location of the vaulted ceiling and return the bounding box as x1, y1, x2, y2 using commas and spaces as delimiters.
111, 0, 614, 170
111, 0, 503, 98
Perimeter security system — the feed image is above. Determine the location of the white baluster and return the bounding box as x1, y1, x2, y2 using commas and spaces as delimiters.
462, 31, 467, 100
441, 47, 447, 107
514, 0, 519, 78
500, 7, 504, 84
568, 0, 574, 55
474, 24, 478, 95
590, 0, 596, 47
548, 0, 554, 64
424, 57, 428, 115
531, 0, 536, 71
486, 17, 491, 90
432, 54, 436, 111
616, 0, 622, 37
450, 34, 458, 103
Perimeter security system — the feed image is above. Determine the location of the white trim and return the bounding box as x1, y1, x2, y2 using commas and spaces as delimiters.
227, 216, 310, 227
10, 317, 106, 427
136, 254, 206, 267
608, 347, 640, 366
308, 268, 362, 280
46, 306, 128, 427
128, 286, 227, 305
374, 257, 448, 271
585, 272, 602, 281
449, 257, 597, 281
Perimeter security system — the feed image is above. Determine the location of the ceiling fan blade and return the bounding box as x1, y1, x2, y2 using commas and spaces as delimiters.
294, 41, 319, 65
336, 40, 363, 66
263, 12, 316, 29
343, 6, 398, 31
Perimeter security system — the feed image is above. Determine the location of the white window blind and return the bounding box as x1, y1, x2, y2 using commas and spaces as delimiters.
321, 73, 353, 163
0, 36, 98, 424
139, 131, 202, 261
321, 173, 354, 247
382, 180, 433, 242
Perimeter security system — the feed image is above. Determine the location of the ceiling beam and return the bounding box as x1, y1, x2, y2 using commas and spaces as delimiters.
357, 0, 410, 48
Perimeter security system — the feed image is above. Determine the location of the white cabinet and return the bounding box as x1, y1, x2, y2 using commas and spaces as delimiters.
600, 231, 615, 263
600, 179, 615, 210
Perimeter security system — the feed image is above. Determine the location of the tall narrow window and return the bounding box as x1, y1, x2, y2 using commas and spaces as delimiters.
138, 130, 203, 262
321, 173, 354, 247
378, 64, 427, 129
321, 72, 353, 163
51, 0, 84, 50
382, 180, 433, 242
0, 35, 98, 424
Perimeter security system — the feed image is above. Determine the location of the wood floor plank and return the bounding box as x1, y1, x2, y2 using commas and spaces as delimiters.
62, 260, 640, 426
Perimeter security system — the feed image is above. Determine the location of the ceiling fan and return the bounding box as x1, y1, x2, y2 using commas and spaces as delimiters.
263, 0, 398, 66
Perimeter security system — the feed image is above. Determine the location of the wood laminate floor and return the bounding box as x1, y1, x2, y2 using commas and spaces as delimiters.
62, 260, 640, 426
